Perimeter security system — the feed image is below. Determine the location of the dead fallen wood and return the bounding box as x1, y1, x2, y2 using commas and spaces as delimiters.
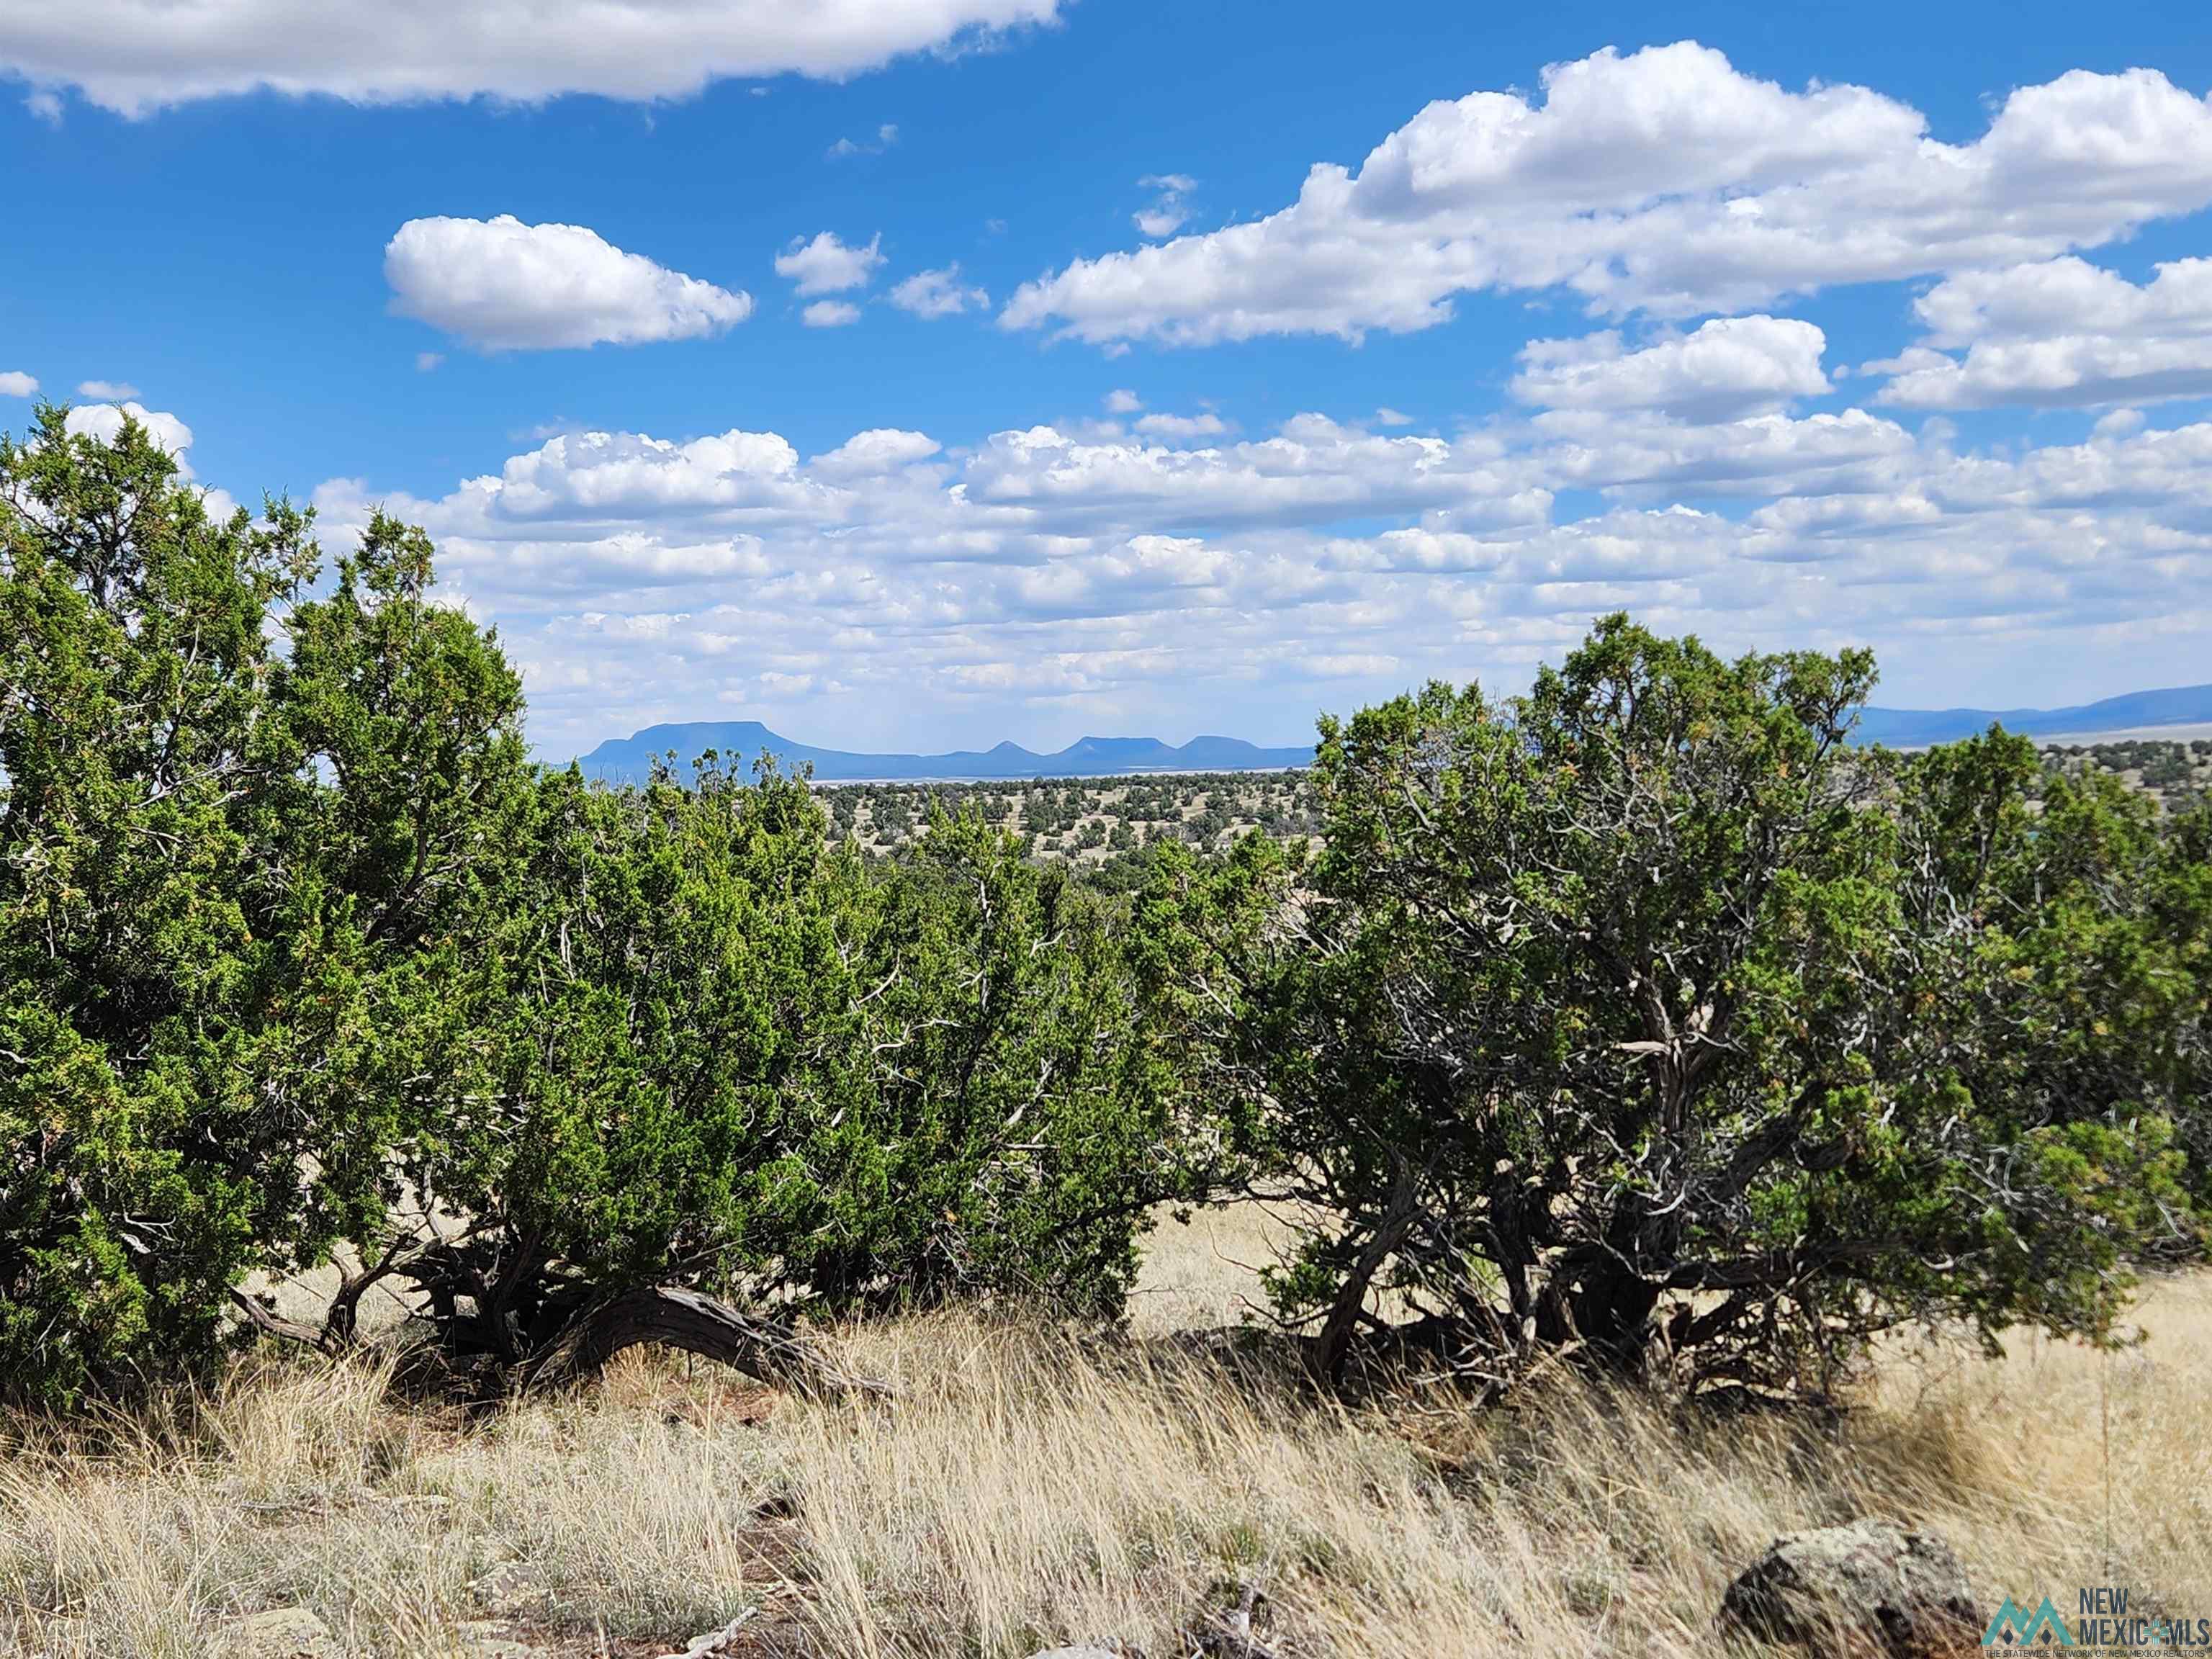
228, 1287, 333, 1352
521, 1285, 893, 1403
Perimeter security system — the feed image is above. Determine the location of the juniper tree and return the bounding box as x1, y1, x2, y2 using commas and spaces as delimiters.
0, 409, 529, 1406
372, 778, 1197, 1388
0, 413, 1195, 1405
1146, 616, 2198, 1393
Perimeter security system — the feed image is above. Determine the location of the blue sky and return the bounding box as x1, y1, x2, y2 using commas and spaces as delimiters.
6, 1, 2212, 757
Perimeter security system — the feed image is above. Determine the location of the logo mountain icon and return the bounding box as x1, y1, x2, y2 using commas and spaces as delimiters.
1983, 1596, 2076, 1646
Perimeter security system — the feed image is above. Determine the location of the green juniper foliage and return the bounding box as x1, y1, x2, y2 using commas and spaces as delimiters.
1, 411, 1196, 1404
388, 770, 1193, 1372
1906, 735, 2212, 1224
1144, 617, 2204, 1391
0, 408, 528, 1406
3, 415, 2204, 1410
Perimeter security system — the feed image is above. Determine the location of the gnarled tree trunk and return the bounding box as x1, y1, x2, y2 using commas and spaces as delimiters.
519, 1285, 891, 1401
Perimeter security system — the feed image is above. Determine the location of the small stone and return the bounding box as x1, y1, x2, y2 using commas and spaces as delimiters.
467, 1557, 543, 1614
222, 1606, 347, 1659
1720, 1519, 1981, 1658
449, 1622, 552, 1659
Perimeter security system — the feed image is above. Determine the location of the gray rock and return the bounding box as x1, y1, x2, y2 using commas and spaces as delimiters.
450, 1622, 552, 1659
467, 1557, 539, 1612
220, 1607, 347, 1659
1720, 1519, 1981, 1658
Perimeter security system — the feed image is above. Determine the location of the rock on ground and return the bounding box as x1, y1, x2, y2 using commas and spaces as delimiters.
1720, 1519, 1982, 1658
450, 1622, 553, 1658
220, 1607, 348, 1659
215, 1608, 551, 1659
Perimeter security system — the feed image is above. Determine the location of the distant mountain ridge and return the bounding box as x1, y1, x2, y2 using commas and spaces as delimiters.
574, 683, 2212, 783
575, 720, 1316, 783
1849, 683, 2212, 747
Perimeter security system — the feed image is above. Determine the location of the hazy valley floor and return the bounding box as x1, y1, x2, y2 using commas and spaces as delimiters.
4, 1215, 2208, 1659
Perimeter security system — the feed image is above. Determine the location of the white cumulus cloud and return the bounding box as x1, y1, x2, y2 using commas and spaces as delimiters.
889, 264, 989, 318
801, 300, 863, 328
1513, 317, 1831, 422
65, 401, 197, 470
384, 215, 752, 350
775, 231, 885, 295
807, 428, 943, 480
0, 1, 1064, 116
1133, 173, 1197, 239
0, 371, 37, 397
1875, 256, 2212, 408
283, 396, 2212, 756
1134, 411, 1231, 439
1002, 42, 2212, 346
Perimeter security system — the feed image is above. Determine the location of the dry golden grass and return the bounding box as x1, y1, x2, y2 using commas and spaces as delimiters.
4, 1241, 2208, 1659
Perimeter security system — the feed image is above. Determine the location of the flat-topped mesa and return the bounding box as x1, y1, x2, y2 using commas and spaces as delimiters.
576, 722, 1315, 783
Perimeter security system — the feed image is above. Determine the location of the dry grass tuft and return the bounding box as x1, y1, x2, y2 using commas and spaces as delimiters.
4, 1246, 2208, 1659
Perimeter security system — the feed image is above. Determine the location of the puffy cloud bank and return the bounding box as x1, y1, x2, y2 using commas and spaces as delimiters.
306, 392, 2212, 753
1002, 43, 2212, 344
